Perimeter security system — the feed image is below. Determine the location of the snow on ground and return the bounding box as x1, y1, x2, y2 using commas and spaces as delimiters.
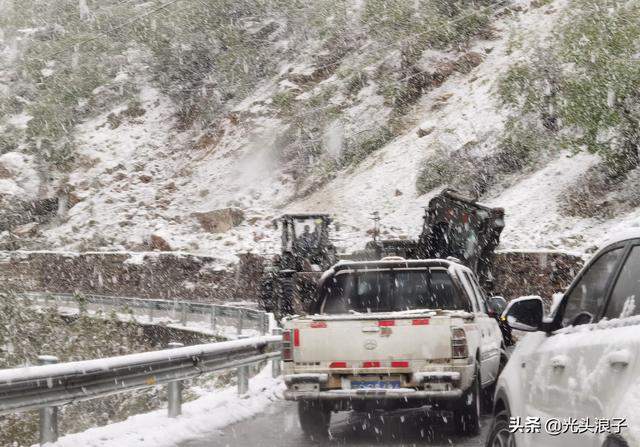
485, 152, 601, 251
47, 366, 284, 447
41, 81, 284, 264
0, 151, 40, 198
489, 149, 640, 253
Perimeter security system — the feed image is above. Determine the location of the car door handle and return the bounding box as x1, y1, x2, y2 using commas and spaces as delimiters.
608, 350, 631, 368
551, 355, 568, 370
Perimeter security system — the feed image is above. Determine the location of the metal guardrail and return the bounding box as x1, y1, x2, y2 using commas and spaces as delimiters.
0, 334, 283, 445
17, 292, 271, 336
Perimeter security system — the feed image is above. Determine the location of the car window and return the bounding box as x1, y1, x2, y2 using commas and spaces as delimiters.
604, 245, 640, 320
321, 269, 470, 314
562, 247, 624, 327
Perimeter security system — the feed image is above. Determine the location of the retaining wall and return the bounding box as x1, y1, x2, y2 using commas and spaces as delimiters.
0, 249, 583, 305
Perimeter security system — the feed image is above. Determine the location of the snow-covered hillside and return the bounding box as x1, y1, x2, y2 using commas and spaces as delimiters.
2, 0, 640, 265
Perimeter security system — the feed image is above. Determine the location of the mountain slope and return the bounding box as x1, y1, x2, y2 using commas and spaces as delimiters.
2, 0, 640, 265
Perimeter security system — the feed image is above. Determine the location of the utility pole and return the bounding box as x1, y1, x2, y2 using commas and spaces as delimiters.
370, 211, 381, 243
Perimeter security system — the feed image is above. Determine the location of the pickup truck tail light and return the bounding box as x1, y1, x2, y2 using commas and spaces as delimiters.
451, 327, 468, 359
282, 329, 293, 362
293, 328, 300, 347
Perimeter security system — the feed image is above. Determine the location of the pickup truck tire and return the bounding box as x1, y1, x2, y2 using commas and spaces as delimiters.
298, 400, 331, 440
454, 364, 480, 436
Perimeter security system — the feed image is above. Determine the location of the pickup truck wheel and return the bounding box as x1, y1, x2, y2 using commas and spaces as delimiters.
486, 410, 515, 447
298, 400, 331, 441
454, 366, 480, 436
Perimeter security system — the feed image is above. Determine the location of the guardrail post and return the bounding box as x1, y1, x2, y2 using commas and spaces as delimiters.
271, 328, 282, 378
180, 302, 188, 326
237, 310, 244, 336
237, 364, 249, 395
166, 342, 184, 418
172, 299, 178, 320
210, 306, 217, 332
38, 355, 59, 445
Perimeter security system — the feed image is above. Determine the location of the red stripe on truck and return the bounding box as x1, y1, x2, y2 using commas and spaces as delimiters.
378, 320, 395, 327
412, 319, 430, 325
310, 322, 327, 328
330, 361, 347, 368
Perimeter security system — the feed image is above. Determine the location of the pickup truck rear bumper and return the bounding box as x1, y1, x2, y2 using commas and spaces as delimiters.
284, 388, 463, 402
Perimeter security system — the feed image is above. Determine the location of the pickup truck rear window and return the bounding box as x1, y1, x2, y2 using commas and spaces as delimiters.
321, 269, 469, 314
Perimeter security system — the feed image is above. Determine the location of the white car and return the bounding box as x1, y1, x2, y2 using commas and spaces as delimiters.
281, 258, 507, 439
488, 231, 640, 447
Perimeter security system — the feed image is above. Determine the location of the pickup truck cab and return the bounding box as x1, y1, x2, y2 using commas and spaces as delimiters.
282, 258, 505, 439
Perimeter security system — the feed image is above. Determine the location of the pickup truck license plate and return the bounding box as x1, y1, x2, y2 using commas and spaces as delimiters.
350, 380, 401, 390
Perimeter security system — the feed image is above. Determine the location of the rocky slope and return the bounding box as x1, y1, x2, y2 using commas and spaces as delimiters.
1, 0, 639, 267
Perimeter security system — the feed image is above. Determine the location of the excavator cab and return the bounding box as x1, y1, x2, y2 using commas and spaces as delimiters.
277, 214, 335, 271
260, 214, 337, 319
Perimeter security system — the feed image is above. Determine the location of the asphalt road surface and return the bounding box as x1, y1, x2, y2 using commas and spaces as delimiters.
180, 400, 491, 447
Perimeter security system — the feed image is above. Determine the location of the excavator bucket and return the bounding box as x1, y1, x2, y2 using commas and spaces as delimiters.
419, 189, 505, 289
353, 189, 504, 291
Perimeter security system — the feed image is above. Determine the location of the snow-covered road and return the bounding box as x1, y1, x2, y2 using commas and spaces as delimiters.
179, 400, 490, 446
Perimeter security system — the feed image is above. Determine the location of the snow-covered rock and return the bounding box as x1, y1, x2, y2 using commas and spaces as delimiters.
0, 152, 40, 199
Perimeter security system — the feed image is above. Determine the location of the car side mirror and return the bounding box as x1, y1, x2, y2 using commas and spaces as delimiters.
503, 296, 544, 332
487, 296, 507, 317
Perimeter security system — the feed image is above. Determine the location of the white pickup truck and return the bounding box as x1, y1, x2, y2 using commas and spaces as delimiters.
281, 258, 506, 439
